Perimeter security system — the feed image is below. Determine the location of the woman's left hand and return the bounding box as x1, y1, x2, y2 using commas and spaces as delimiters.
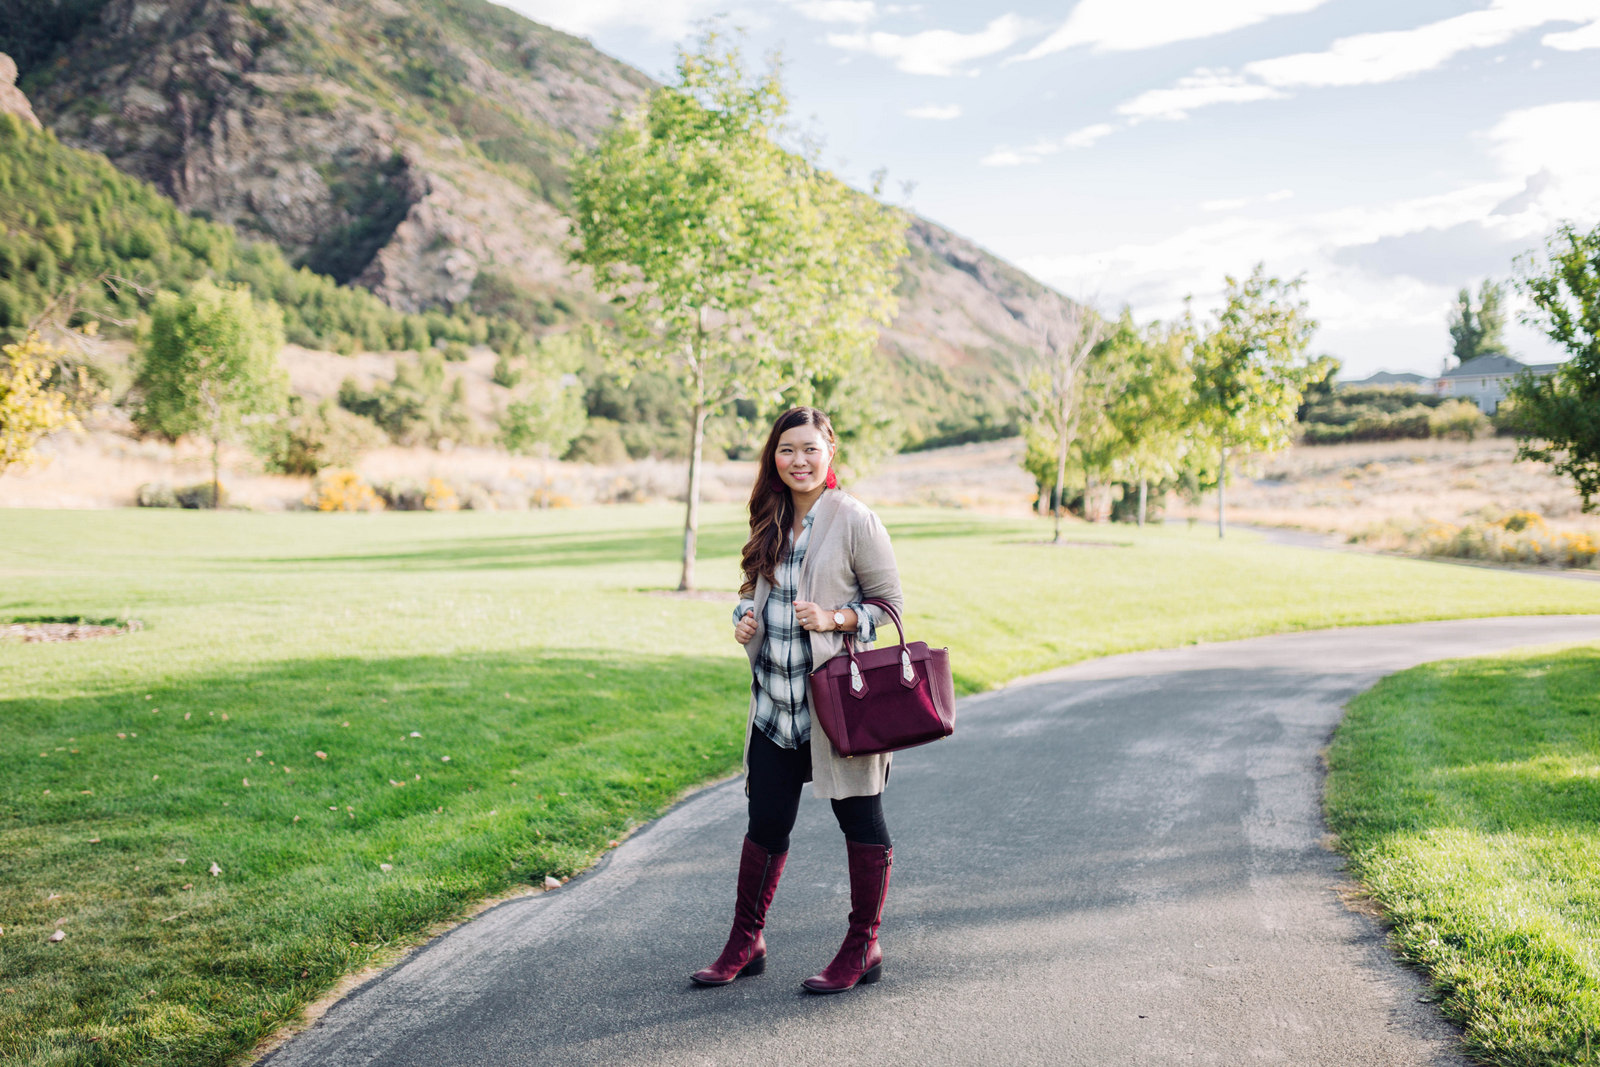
793, 600, 831, 632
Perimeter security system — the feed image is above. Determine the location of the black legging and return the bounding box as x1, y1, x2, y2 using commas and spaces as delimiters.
746, 726, 891, 853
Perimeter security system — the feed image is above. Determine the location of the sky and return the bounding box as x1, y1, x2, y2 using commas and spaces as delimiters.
495, 0, 1600, 379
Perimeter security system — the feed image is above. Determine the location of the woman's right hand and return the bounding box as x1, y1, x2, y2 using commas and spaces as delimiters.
734, 609, 757, 645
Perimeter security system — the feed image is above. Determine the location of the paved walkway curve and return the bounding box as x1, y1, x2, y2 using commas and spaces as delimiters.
261, 616, 1600, 1067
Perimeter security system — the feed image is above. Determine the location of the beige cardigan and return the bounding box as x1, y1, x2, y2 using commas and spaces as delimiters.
741, 489, 905, 799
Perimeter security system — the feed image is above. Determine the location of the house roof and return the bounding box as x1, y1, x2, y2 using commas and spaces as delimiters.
1343, 371, 1427, 387
1440, 353, 1535, 378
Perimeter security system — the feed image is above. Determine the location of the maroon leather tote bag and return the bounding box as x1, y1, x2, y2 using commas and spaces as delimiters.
809, 598, 955, 758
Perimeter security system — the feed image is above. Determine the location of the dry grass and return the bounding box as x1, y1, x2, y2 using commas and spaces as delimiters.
0, 432, 1040, 514
1171, 437, 1600, 539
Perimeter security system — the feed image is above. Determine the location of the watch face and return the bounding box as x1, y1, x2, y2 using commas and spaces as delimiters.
833, 611, 846, 626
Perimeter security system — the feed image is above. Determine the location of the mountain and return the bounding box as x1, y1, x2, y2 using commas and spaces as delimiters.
5, 0, 1079, 446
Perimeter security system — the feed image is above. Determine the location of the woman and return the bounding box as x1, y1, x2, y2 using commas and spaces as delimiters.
691, 406, 903, 994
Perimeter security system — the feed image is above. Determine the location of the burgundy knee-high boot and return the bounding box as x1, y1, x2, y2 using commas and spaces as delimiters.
801, 839, 892, 993
690, 835, 787, 986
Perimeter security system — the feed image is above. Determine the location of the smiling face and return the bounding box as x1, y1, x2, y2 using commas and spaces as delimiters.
773, 424, 834, 495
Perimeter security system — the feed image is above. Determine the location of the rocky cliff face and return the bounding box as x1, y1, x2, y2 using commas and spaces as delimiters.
0, 53, 42, 129
17, 0, 1070, 408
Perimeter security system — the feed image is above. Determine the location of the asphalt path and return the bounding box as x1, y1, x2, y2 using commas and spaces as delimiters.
262, 615, 1600, 1067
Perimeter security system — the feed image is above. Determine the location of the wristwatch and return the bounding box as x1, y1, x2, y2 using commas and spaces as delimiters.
832, 609, 847, 631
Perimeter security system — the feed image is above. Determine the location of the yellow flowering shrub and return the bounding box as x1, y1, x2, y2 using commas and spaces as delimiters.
306, 470, 384, 512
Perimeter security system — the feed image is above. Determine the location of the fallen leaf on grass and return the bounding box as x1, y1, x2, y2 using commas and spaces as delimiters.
117, 733, 126, 739
242, 778, 249, 787
46, 893, 60, 901
410, 731, 421, 738
87, 838, 100, 844
180, 884, 192, 891
209, 862, 221, 877
542, 876, 561, 889
441, 756, 450, 762
48, 930, 64, 942
389, 779, 404, 788
315, 751, 327, 760
292, 815, 300, 823
255, 751, 263, 757
379, 863, 392, 872
176, 858, 186, 865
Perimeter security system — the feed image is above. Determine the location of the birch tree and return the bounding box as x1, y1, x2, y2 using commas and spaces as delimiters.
569, 30, 905, 590
1021, 300, 1105, 542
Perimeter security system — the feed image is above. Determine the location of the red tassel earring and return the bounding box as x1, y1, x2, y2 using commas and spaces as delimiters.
825, 468, 838, 489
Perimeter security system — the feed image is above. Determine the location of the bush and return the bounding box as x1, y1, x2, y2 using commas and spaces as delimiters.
423, 477, 459, 511
135, 482, 178, 508
1352, 510, 1599, 569
336, 353, 472, 447
305, 470, 383, 511
562, 417, 627, 464
268, 398, 389, 475
174, 482, 226, 509
1427, 399, 1490, 440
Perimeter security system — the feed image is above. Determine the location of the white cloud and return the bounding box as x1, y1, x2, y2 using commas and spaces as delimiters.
1017, 0, 1332, 59
1202, 189, 1295, 212
1062, 122, 1116, 149
906, 103, 962, 119
493, 0, 721, 39
1543, 19, 1600, 48
1245, 0, 1599, 88
1118, 71, 1288, 120
980, 148, 1034, 167
792, 0, 877, 24
827, 14, 1031, 75
1014, 97, 1600, 374
1112, 0, 1600, 122
979, 122, 1117, 166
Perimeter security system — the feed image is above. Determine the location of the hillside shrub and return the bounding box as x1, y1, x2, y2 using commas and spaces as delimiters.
1352, 510, 1598, 568
0, 116, 510, 351
173, 481, 226, 509
135, 482, 178, 508
1297, 386, 1477, 444
305, 470, 383, 511
1427, 399, 1490, 440
268, 397, 389, 475
336, 353, 472, 447
563, 417, 628, 464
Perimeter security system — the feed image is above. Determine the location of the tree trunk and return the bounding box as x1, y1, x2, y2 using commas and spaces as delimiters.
1138, 477, 1147, 528
211, 436, 221, 510
1217, 444, 1229, 539
1052, 399, 1069, 544
679, 403, 708, 591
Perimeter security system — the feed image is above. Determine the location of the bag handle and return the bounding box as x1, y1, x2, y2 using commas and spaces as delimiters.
853, 597, 905, 648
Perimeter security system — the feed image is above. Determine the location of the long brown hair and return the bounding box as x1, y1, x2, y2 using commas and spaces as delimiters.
740, 406, 837, 596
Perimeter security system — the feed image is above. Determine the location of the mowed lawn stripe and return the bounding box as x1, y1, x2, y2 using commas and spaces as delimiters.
3, 504, 1600, 1066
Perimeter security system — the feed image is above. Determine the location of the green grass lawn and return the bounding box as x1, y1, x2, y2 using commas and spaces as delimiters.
1327, 645, 1600, 1066
4, 504, 1600, 1067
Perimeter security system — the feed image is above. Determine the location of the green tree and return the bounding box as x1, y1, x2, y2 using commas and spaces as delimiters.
1448, 279, 1511, 367
1506, 222, 1600, 509
499, 332, 588, 458
1191, 265, 1322, 537
1105, 319, 1196, 526
568, 28, 906, 589
133, 281, 288, 507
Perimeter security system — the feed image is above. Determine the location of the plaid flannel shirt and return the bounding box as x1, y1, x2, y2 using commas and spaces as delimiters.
735, 510, 877, 750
